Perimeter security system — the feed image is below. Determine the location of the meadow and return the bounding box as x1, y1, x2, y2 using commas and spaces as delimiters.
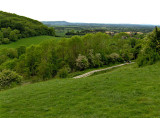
0, 62, 160, 117
0, 36, 61, 49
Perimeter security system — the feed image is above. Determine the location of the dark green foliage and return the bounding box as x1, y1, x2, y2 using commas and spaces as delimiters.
133, 44, 142, 59
0, 11, 55, 44
9, 29, 20, 41
7, 48, 18, 59
0, 69, 22, 89
137, 27, 160, 67
137, 47, 160, 67
2, 38, 10, 44
148, 26, 160, 54
58, 67, 69, 78
17, 46, 26, 57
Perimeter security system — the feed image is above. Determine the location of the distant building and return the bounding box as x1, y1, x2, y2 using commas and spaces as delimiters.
105, 31, 114, 36
136, 32, 143, 34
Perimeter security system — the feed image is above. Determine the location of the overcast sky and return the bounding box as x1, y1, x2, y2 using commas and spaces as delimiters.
0, 0, 160, 24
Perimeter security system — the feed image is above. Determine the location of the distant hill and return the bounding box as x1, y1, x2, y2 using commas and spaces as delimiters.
42, 21, 72, 26
0, 11, 55, 44
42, 21, 157, 27
42, 21, 107, 26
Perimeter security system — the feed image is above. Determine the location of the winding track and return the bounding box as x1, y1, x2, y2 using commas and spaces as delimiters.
73, 62, 135, 79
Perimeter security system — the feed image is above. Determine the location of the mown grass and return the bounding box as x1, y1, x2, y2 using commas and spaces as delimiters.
0, 62, 160, 117
0, 36, 61, 49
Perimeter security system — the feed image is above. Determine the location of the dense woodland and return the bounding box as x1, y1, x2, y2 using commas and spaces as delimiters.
0, 11, 55, 44
0, 11, 160, 90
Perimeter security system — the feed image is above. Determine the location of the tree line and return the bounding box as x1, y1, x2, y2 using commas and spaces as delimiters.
0, 32, 142, 89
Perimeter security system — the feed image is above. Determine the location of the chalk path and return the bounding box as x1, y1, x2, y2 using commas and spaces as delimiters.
73, 62, 135, 79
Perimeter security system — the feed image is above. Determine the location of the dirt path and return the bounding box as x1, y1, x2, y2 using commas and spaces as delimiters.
73, 62, 135, 79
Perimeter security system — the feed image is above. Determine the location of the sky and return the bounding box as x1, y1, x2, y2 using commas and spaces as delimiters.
0, 0, 160, 25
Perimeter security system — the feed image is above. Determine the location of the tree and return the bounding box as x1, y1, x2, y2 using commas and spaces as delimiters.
137, 27, 160, 66
1, 27, 11, 38
0, 31, 3, 42
76, 54, 89, 70
148, 26, 160, 54
9, 29, 20, 41
17, 46, 26, 57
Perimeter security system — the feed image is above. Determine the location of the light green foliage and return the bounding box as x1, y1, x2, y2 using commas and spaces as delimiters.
109, 53, 120, 62
0, 59, 18, 70
114, 32, 129, 39
0, 69, 22, 89
0, 32, 139, 81
88, 49, 102, 67
76, 54, 89, 70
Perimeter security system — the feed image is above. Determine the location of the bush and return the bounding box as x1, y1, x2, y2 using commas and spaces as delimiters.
109, 53, 123, 63
2, 38, 10, 44
17, 46, 26, 57
0, 69, 23, 89
137, 47, 160, 67
7, 48, 18, 59
88, 50, 102, 68
121, 53, 129, 61
94, 53, 103, 67
76, 54, 89, 70
58, 67, 70, 78
0, 59, 18, 70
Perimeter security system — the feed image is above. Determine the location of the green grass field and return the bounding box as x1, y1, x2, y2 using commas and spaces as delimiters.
0, 36, 61, 49
0, 62, 160, 117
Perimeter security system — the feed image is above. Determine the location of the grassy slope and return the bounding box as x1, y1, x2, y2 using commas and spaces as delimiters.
0, 62, 160, 118
0, 36, 61, 49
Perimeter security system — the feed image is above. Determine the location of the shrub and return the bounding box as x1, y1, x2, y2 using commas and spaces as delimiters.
109, 53, 123, 63
88, 50, 102, 67
58, 67, 69, 78
94, 53, 103, 67
7, 48, 18, 59
17, 46, 26, 57
0, 69, 23, 89
137, 47, 160, 67
2, 38, 10, 44
121, 53, 129, 61
76, 54, 89, 70
0, 59, 18, 71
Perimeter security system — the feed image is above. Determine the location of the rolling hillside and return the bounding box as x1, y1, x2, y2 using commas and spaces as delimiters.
0, 62, 160, 117
0, 11, 55, 44
0, 36, 61, 49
